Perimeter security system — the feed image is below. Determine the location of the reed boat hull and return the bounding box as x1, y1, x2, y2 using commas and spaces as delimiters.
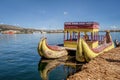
38, 37, 68, 59
76, 36, 114, 62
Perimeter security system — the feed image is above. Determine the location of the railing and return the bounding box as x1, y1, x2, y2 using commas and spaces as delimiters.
64, 35, 105, 42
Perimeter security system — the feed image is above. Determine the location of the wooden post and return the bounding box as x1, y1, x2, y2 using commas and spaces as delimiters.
94, 32, 96, 40
78, 32, 80, 39
73, 32, 75, 39
64, 32, 65, 41
91, 32, 93, 41
67, 31, 68, 40
98, 32, 100, 41
70, 32, 72, 41
94, 32, 96, 41
96, 32, 98, 41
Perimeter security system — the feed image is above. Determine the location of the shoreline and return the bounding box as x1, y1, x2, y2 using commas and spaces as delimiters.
67, 47, 120, 80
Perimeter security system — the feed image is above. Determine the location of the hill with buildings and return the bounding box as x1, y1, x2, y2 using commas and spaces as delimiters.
0, 24, 40, 34
0, 24, 63, 34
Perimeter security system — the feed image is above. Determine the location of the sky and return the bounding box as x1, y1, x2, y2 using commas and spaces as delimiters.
0, 0, 120, 30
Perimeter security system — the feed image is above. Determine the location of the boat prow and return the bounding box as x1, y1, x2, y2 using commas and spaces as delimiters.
76, 38, 85, 62
38, 37, 68, 59
76, 32, 114, 62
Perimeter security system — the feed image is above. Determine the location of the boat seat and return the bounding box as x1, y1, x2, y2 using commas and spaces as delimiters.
92, 42, 112, 53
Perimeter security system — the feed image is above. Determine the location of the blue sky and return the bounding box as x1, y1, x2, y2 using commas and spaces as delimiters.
0, 0, 120, 30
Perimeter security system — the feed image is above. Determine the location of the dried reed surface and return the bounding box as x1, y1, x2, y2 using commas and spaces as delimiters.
68, 47, 120, 80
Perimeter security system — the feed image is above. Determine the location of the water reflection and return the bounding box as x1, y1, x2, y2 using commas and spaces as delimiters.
38, 56, 83, 80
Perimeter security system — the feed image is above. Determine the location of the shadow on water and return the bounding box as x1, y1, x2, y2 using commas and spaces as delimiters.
38, 56, 84, 80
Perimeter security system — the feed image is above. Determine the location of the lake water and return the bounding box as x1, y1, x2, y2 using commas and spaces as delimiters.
0, 32, 119, 80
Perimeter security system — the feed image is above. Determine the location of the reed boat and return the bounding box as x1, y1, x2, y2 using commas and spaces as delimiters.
76, 31, 114, 62
38, 37, 68, 59
63, 22, 114, 62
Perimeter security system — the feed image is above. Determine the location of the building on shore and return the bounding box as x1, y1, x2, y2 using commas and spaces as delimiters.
1, 30, 20, 34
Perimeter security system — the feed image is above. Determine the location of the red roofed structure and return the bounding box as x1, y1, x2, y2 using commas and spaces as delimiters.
64, 22, 101, 49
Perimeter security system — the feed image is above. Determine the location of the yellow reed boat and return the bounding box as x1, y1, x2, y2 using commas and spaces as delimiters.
63, 22, 114, 62
38, 37, 68, 59
76, 31, 114, 62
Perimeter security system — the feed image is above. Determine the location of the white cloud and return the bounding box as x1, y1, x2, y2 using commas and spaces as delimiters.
63, 11, 68, 15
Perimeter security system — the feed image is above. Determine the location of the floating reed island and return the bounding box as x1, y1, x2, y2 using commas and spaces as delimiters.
67, 47, 120, 80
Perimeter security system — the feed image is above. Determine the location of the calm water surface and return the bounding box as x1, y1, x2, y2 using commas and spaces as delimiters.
0, 32, 119, 80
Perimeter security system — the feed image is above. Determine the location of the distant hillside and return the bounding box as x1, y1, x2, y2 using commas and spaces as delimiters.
109, 30, 120, 32
0, 24, 37, 33
0, 24, 24, 31
0, 24, 63, 34
100, 30, 120, 32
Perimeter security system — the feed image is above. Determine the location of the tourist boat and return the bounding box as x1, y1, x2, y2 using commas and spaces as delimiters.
38, 37, 68, 59
114, 39, 120, 47
77, 32, 114, 62
63, 22, 114, 62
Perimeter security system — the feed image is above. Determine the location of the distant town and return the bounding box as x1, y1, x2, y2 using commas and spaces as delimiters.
0, 24, 63, 34
0, 24, 120, 34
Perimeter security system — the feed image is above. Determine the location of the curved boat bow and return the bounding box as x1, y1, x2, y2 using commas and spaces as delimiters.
76, 32, 114, 62
38, 37, 68, 59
